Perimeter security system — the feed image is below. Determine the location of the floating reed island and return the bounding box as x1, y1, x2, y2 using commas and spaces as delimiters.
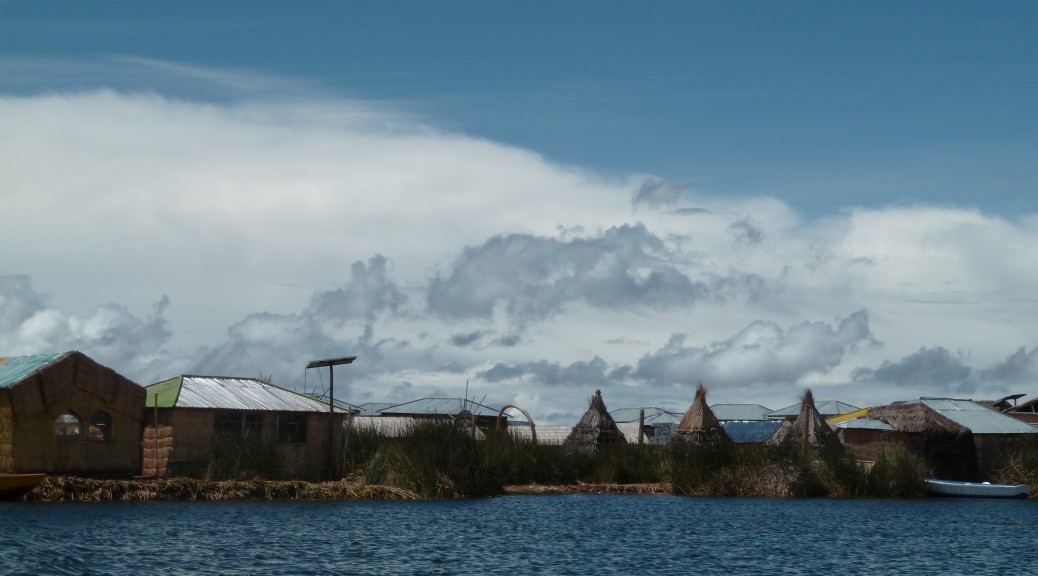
10, 385, 1038, 502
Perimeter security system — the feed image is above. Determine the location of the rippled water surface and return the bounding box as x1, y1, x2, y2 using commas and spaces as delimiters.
2, 495, 1037, 575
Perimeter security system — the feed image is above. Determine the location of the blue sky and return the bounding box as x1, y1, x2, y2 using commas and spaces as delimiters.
5, 2, 1035, 216
2, 2, 1037, 420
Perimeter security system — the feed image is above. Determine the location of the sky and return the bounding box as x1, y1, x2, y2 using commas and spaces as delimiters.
2, 2, 1037, 424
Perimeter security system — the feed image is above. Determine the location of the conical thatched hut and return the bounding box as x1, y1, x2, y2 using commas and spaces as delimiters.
669, 383, 732, 449
766, 389, 840, 450
563, 390, 627, 451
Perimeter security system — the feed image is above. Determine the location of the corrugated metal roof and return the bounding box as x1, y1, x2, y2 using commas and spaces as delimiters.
721, 420, 782, 443
508, 424, 572, 445
377, 397, 501, 417
711, 404, 773, 421
835, 417, 894, 431
610, 407, 682, 424
350, 416, 420, 437
357, 403, 396, 416
766, 400, 860, 419
919, 398, 1036, 435
0, 353, 68, 388
145, 375, 342, 413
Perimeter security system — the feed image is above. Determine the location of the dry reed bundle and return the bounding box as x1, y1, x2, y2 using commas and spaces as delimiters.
766, 389, 840, 449
669, 383, 732, 448
563, 390, 627, 452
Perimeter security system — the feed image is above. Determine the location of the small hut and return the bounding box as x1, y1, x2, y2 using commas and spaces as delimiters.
144, 375, 351, 478
669, 384, 732, 449
563, 390, 627, 451
766, 389, 840, 450
842, 399, 1031, 481
0, 351, 146, 475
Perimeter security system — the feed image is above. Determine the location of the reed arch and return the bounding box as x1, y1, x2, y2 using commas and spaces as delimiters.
497, 403, 536, 444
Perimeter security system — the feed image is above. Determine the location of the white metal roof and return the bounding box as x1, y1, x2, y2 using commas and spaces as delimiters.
919, 398, 1036, 435
149, 375, 341, 413
710, 404, 773, 421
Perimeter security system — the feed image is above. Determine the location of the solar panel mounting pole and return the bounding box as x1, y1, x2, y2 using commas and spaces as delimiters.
306, 356, 357, 480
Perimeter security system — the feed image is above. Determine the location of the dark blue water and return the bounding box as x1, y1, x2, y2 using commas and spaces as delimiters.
1, 495, 1036, 575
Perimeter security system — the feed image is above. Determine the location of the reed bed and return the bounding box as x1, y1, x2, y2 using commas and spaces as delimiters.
668, 443, 927, 498
18, 421, 943, 501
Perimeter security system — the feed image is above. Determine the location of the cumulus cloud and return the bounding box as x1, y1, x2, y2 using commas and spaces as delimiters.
851, 345, 1038, 398
634, 310, 877, 389
426, 224, 771, 326
632, 178, 689, 208
479, 356, 629, 388
0, 274, 173, 375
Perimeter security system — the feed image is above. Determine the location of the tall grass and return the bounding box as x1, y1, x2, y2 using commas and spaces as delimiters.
992, 435, 1038, 488
359, 420, 505, 498
339, 422, 929, 499
669, 443, 926, 498
207, 437, 289, 481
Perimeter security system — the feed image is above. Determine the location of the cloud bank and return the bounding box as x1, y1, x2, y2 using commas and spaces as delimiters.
3, 90, 1038, 422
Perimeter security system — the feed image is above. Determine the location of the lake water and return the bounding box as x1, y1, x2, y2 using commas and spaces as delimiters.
1, 494, 1036, 575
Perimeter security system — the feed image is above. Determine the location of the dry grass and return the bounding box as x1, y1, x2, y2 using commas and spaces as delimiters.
21, 476, 419, 502
504, 482, 670, 495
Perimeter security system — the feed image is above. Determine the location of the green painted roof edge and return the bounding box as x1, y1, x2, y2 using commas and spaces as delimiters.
145, 376, 184, 408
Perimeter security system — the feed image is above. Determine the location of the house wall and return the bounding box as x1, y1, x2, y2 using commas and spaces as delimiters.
974, 433, 1028, 475
839, 428, 912, 462
0, 390, 13, 472
154, 408, 344, 479
7, 353, 146, 475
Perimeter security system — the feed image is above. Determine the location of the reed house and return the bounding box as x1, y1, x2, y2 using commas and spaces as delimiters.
144, 375, 350, 479
0, 351, 146, 475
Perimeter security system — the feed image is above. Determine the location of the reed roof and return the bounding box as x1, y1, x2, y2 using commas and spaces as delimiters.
766, 389, 841, 449
669, 384, 732, 447
563, 390, 627, 450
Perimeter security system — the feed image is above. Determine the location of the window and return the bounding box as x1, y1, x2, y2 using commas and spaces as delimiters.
243, 413, 263, 440
214, 411, 242, 439
56, 412, 82, 443
278, 413, 307, 444
88, 410, 113, 441
214, 411, 265, 440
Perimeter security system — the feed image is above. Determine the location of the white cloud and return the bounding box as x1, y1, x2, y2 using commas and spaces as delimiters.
3, 89, 1038, 422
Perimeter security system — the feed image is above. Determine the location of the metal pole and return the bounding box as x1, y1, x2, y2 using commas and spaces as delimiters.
306, 356, 356, 481
327, 365, 334, 480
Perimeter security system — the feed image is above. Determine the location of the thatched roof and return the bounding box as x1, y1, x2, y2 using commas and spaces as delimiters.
766, 389, 841, 449
669, 384, 732, 448
563, 390, 627, 451
866, 400, 969, 436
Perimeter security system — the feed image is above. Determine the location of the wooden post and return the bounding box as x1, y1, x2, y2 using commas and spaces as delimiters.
638, 409, 645, 446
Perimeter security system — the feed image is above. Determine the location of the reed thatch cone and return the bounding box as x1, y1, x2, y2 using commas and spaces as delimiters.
669, 383, 732, 449
563, 389, 627, 452
765, 389, 840, 449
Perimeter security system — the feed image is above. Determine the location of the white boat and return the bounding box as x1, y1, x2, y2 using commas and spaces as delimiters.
925, 478, 1031, 499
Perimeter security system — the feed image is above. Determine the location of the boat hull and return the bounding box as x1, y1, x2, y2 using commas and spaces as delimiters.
925, 479, 1030, 500
0, 473, 47, 500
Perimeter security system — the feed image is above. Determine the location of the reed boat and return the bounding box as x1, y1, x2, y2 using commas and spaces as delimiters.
925, 478, 1030, 500
0, 473, 46, 500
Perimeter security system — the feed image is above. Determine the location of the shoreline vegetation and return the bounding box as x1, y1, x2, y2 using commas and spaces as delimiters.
16, 421, 1038, 502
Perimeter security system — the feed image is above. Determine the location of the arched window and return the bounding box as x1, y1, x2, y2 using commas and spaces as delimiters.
88, 410, 113, 442
56, 412, 82, 443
